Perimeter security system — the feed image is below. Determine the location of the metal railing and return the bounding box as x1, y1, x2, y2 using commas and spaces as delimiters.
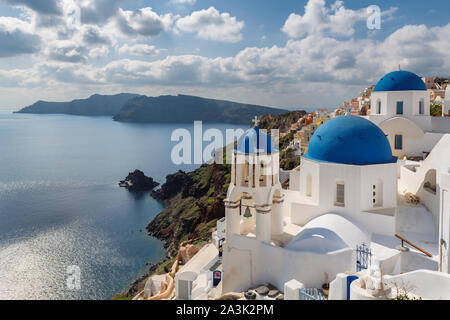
356, 243, 372, 272
299, 288, 327, 301
395, 234, 433, 257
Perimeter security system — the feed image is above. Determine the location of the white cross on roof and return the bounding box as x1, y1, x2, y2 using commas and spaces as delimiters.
252, 116, 260, 127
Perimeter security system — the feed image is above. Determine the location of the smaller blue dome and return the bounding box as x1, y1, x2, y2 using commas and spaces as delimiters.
304, 116, 397, 165
374, 71, 426, 92
235, 126, 277, 155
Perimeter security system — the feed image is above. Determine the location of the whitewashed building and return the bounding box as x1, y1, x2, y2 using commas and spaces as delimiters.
365, 70, 450, 160
218, 107, 450, 300
221, 116, 399, 293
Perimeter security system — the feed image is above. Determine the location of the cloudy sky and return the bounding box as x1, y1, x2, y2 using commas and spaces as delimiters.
0, 0, 449, 110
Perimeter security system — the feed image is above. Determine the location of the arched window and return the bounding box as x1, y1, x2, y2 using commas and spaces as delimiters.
306, 173, 312, 197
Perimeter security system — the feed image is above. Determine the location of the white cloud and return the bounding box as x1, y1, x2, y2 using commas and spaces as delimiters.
45, 40, 87, 63
89, 46, 109, 58
172, 0, 196, 5
175, 7, 244, 43
1, 0, 62, 15
0, 0, 448, 109
116, 7, 175, 37
0, 17, 40, 57
282, 0, 396, 38
79, 0, 125, 24
118, 44, 160, 56
81, 25, 112, 45
26, 22, 450, 98
97, 55, 237, 86
3, 21, 450, 95
3, 22, 450, 102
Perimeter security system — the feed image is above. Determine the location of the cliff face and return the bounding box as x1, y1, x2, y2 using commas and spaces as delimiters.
147, 163, 230, 256
151, 170, 194, 202
259, 110, 307, 133
259, 111, 306, 170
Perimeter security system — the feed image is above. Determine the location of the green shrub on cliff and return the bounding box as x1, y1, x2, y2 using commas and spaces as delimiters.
147, 164, 230, 256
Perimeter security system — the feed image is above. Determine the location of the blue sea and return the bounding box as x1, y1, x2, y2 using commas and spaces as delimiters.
0, 110, 246, 300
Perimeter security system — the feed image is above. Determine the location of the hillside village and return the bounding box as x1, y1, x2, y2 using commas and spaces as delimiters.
124, 70, 450, 301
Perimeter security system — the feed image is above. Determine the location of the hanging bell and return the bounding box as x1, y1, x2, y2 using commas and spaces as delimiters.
244, 206, 252, 218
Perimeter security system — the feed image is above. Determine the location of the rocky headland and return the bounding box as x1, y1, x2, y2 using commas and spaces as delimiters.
113, 163, 230, 299
119, 170, 159, 192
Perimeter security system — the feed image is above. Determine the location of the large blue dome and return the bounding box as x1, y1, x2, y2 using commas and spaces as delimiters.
374, 71, 426, 92
304, 116, 397, 165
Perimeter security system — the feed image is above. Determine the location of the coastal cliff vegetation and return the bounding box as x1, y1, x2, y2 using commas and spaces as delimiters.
148, 163, 231, 257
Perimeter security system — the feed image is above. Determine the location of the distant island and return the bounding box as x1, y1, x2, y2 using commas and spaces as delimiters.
113, 94, 287, 124
15, 93, 141, 116
15, 93, 288, 125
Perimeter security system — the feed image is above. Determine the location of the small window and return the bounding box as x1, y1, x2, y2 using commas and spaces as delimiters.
377, 101, 381, 114
396, 101, 404, 115
419, 100, 424, 115
335, 183, 345, 207
395, 135, 403, 150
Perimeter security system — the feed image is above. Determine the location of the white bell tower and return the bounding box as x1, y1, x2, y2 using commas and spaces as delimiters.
224, 117, 284, 244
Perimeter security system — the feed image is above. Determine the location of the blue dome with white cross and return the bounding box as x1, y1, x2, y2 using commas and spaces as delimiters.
374, 71, 427, 92
304, 116, 397, 165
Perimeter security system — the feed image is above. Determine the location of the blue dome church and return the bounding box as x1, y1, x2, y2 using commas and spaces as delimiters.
366, 70, 450, 160
290, 115, 398, 236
